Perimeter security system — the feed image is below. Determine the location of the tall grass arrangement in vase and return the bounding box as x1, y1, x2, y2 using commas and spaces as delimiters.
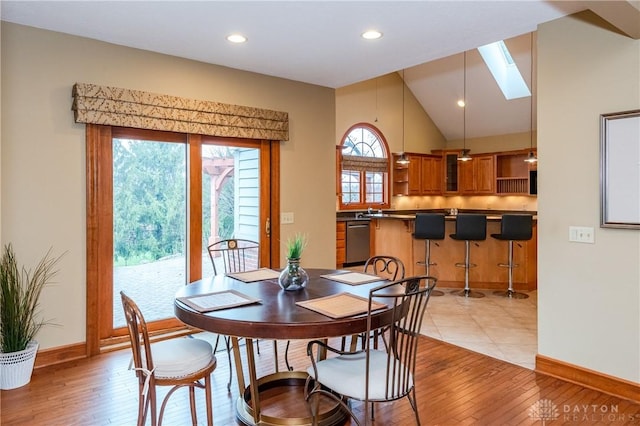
285, 232, 308, 260
279, 233, 309, 291
0, 244, 62, 353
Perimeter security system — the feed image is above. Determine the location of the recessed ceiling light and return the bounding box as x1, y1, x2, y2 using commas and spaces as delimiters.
361, 30, 382, 40
226, 34, 247, 43
457, 99, 466, 108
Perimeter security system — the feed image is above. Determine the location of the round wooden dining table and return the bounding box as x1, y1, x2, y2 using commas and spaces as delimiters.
174, 268, 392, 426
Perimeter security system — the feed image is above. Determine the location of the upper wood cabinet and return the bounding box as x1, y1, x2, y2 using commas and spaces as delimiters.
476, 155, 496, 193
394, 149, 536, 197
459, 155, 495, 194
459, 158, 473, 193
496, 151, 536, 195
420, 156, 442, 194
407, 154, 422, 195
392, 154, 409, 196
442, 152, 460, 194
393, 153, 442, 196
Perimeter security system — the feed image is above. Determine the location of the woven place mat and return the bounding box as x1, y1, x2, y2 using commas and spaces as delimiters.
320, 271, 384, 285
227, 268, 281, 282
177, 290, 261, 313
296, 292, 386, 319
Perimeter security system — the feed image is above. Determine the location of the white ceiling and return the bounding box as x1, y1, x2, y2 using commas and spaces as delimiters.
2, 1, 638, 141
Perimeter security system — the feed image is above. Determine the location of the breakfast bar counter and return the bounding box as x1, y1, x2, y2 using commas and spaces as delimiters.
361, 211, 537, 291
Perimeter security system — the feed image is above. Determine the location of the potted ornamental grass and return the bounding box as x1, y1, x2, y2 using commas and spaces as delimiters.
285, 232, 307, 260
0, 244, 62, 389
278, 233, 309, 291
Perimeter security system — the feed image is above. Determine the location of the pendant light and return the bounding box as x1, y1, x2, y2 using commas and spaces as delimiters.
458, 51, 472, 161
525, 32, 538, 164
374, 76, 379, 123
396, 69, 410, 165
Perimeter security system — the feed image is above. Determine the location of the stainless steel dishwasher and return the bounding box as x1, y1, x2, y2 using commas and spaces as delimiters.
345, 220, 370, 264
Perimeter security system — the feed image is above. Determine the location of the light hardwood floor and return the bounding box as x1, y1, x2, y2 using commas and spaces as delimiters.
2, 335, 639, 425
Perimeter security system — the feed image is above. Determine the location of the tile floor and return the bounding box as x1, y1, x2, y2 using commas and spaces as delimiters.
420, 287, 538, 370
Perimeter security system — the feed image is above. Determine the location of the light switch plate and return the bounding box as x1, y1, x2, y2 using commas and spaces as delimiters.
569, 226, 595, 244
281, 212, 294, 224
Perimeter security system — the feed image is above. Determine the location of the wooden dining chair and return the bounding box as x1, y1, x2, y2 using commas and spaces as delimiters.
305, 275, 437, 426
120, 291, 216, 426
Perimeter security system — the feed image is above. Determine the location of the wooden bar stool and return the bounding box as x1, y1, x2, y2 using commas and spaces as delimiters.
449, 214, 487, 298
412, 213, 445, 296
491, 214, 533, 299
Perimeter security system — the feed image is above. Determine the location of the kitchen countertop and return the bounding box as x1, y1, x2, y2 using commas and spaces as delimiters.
337, 209, 537, 222
336, 216, 372, 222
365, 213, 506, 221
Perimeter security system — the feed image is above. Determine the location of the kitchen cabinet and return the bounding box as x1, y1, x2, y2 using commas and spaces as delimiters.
397, 149, 538, 196
393, 153, 442, 196
440, 151, 460, 194
407, 155, 422, 195
420, 156, 442, 194
459, 159, 473, 193
496, 150, 536, 195
392, 154, 409, 196
459, 155, 495, 194
336, 221, 346, 267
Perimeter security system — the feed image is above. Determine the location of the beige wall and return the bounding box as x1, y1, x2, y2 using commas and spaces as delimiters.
0, 23, 336, 350
447, 131, 535, 155
538, 12, 640, 383
336, 72, 446, 156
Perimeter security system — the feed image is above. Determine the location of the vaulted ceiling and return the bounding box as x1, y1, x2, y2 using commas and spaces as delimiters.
2, 1, 638, 140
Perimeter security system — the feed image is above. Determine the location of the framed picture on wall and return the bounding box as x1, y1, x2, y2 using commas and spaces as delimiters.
600, 109, 640, 229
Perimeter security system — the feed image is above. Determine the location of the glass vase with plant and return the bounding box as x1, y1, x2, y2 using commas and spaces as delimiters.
279, 233, 309, 291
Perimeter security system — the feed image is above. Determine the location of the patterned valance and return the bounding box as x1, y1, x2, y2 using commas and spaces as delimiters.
341, 155, 389, 173
72, 83, 289, 141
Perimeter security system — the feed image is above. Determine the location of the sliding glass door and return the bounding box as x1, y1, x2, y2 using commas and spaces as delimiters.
86, 125, 278, 352
201, 144, 261, 277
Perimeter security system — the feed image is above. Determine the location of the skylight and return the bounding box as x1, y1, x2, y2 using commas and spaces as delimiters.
477, 40, 531, 100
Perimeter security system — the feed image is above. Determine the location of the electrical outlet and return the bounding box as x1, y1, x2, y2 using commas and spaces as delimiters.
281, 212, 294, 224
569, 226, 595, 244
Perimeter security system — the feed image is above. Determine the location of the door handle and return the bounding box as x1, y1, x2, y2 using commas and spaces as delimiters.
265, 217, 271, 237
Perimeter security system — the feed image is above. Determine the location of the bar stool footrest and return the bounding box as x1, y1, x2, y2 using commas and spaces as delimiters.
455, 262, 477, 268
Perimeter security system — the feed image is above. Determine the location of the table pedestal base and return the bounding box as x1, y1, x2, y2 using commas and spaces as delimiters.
235, 371, 346, 426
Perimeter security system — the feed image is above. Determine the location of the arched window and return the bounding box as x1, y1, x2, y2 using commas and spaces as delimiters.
338, 123, 390, 210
